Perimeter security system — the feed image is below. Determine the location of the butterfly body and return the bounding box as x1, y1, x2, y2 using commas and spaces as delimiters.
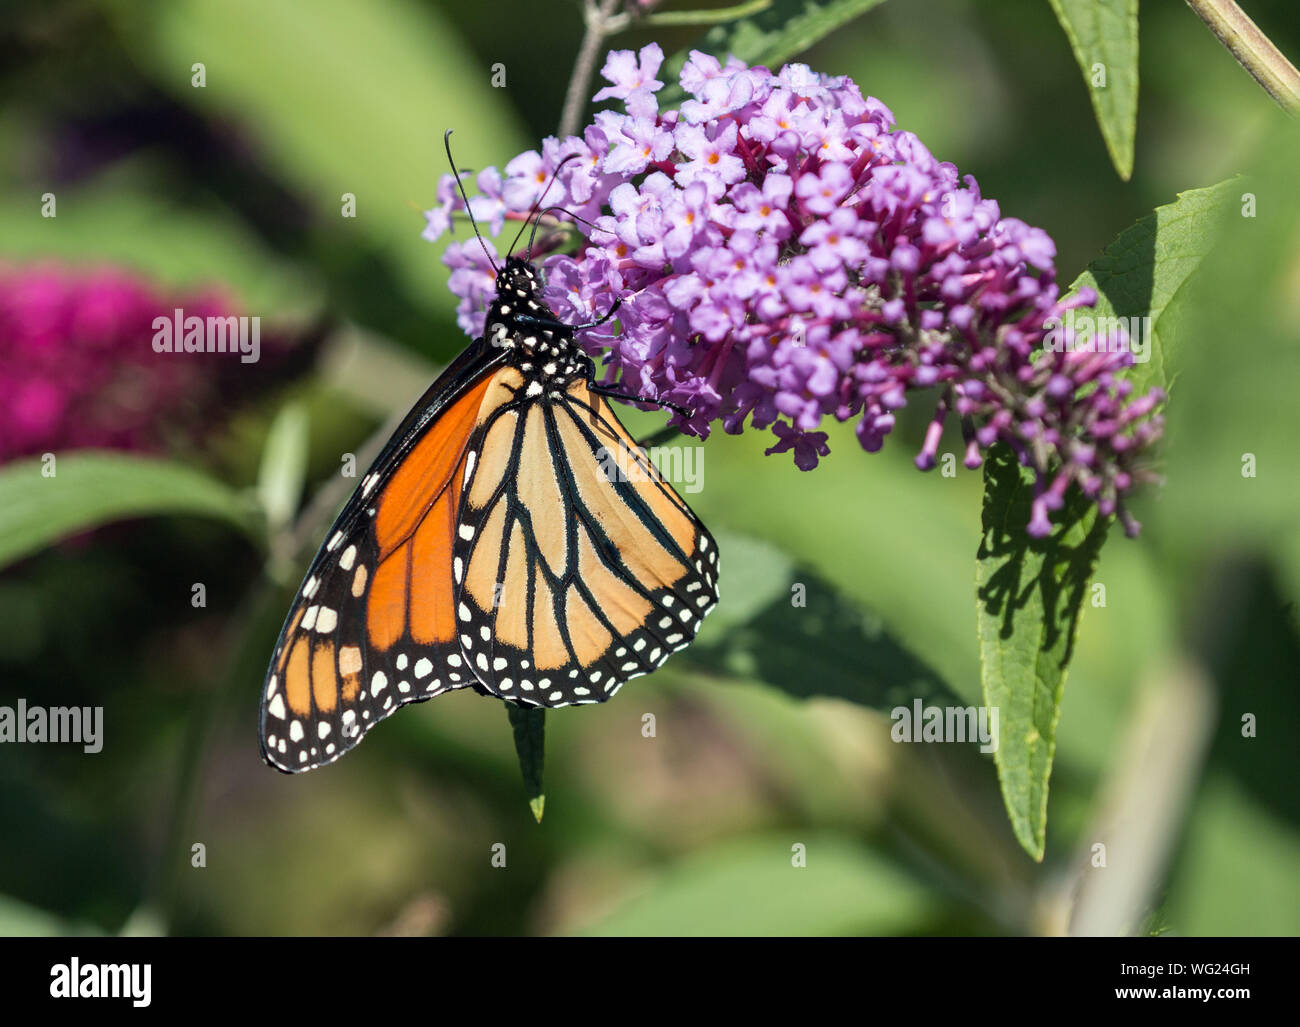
482, 257, 589, 393
260, 253, 719, 773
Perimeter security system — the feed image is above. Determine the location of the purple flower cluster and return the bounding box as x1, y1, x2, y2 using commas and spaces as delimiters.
0, 263, 308, 463
423, 45, 1163, 536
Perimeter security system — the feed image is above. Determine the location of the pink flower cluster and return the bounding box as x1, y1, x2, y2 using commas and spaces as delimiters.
423, 45, 1163, 535
0, 263, 296, 463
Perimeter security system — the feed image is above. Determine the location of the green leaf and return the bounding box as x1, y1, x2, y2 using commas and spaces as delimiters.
111, 0, 528, 323
1166, 774, 1300, 935
0, 895, 104, 937
117, 906, 168, 938
257, 402, 311, 537
506, 704, 546, 823
1154, 130, 1300, 559
1048, 0, 1139, 179
614, 411, 986, 701
1064, 179, 1236, 397
0, 452, 262, 571
972, 179, 1242, 858
258, 401, 313, 586
976, 445, 1110, 860
660, 0, 888, 106
582, 833, 935, 935
0, 182, 320, 317
643, 0, 777, 28
687, 532, 964, 712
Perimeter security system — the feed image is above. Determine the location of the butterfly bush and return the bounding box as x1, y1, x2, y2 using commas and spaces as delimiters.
423, 46, 1164, 537
0, 263, 309, 463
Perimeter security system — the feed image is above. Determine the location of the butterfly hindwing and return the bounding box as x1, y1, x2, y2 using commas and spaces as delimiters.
452, 377, 719, 707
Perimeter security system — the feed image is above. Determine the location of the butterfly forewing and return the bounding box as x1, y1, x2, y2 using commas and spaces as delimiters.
259, 351, 507, 772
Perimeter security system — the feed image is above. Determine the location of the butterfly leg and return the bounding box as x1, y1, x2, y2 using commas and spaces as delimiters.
567, 297, 622, 332
585, 380, 693, 419
514, 297, 621, 333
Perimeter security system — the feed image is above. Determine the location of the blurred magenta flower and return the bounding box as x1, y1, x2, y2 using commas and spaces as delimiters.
0, 263, 311, 463
423, 46, 1164, 536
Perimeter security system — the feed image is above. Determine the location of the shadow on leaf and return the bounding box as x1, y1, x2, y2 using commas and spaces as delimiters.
686, 561, 962, 712
976, 444, 1108, 663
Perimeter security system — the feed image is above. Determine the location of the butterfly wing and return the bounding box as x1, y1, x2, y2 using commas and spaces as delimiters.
452, 376, 719, 706
259, 341, 511, 772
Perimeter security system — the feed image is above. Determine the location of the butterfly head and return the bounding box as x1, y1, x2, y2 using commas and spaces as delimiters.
486, 256, 549, 340
494, 256, 544, 305
484, 255, 581, 370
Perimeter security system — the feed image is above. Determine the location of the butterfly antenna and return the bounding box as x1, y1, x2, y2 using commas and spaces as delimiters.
507, 153, 584, 259
526, 203, 613, 264
443, 129, 500, 274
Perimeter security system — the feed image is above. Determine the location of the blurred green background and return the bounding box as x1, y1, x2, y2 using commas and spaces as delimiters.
1, 0, 1297, 936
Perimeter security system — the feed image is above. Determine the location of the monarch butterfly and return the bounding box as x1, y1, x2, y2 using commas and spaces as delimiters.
258, 135, 719, 773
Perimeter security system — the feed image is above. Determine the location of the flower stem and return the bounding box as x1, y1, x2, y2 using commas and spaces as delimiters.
506, 702, 546, 823
643, 0, 774, 27
1185, 0, 1300, 114
560, 0, 624, 139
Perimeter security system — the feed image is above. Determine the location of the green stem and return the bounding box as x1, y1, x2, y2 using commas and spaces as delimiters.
643, 0, 774, 27
1185, 0, 1300, 114
560, 0, 624, 139
506, 703, 547, 823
